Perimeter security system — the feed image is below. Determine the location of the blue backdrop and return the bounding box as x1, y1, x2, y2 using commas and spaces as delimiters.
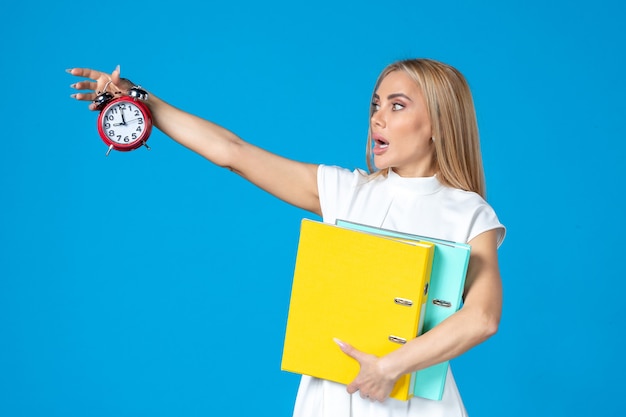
1, 1, 624, 416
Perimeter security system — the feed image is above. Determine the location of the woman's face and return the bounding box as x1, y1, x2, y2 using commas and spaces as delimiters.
370, 70, 435, 177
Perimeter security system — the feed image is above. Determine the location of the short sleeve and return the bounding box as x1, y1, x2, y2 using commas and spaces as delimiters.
467, 202, 506, 248
317, 165, 365, 224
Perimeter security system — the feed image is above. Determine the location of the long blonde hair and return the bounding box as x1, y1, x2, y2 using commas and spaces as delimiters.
366, 59, 486, 198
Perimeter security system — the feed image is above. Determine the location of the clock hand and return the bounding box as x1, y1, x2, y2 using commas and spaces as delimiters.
120, 108, 127, 125
113, 109, 130, 126
108, 107, 128, 127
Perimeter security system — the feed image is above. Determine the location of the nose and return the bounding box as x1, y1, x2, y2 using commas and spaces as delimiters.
371, 108, 385, 128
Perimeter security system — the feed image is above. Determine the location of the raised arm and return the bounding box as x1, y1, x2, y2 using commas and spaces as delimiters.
68, 66, 321, 215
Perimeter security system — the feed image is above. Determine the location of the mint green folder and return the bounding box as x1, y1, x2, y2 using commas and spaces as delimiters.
335, 219, 471, 401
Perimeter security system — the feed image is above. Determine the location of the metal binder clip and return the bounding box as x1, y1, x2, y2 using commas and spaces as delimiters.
388, 335, 407, 344
394, 297, 414, 307
432, 299, 452, 308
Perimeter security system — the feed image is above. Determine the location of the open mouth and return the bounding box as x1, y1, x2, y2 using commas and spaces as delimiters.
373, 135, 389, 154
375, 138, 389, 149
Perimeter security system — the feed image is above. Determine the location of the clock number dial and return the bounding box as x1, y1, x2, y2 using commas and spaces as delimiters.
100, 102, 148, 145
97, 95, 153, 154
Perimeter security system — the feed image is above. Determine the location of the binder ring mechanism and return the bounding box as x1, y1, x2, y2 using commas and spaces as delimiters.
390, 298, 413, 344
394, 297, 413, 307
432, 299, 452, 308
388, 335, 407, 344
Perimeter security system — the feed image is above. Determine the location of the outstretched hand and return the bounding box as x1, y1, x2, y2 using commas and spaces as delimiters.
67, 65, 134, 111
334, 338, 399, 403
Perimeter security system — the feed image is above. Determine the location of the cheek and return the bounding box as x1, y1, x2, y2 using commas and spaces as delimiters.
412, 118, 432, 139
395, 119, 430, 141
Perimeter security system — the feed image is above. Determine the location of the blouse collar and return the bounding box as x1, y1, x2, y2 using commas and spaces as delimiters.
386, 168, 444, 195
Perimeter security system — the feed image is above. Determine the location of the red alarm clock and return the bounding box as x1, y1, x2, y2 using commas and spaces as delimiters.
95, 85, 153, 156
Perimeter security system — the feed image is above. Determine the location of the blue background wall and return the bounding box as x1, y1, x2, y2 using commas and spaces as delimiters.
1, 1, 624, 416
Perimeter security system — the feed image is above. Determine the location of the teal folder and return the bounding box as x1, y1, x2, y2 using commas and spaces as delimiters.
335, 219, 471, 401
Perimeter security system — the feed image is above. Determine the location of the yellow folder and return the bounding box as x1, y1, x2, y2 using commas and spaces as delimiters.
281, 219, 434, 401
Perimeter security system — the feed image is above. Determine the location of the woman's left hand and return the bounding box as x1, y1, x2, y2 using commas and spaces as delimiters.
68, 66, 134, 111
334, 338, 398, 402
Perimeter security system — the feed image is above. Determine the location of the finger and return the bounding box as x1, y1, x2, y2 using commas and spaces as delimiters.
334, 338, 367, 362
68, 89, 100, 110
356, 389, 375, 402
70, 92, 97, 101
67, 68, 109, 103
66, 67, 115, 93
110, 66, 136, 95
111, 64, 121, 85
70, 80, 98, 92
66, 67, 114, 83
346, 381, 359, 395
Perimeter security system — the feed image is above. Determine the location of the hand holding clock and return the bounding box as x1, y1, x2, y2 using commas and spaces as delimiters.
68, 65, 131, 110
68, 65, 153, 155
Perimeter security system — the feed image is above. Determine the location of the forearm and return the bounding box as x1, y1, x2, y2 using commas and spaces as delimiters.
147, 94, 242, 169
144, 93, 321, 213
379, 304, 499, 380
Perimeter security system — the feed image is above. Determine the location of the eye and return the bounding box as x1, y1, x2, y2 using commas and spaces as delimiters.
371, 102, 380, 112
392, 103, 405, 111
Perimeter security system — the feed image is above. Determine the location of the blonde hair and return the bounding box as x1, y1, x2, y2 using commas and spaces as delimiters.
366, 58, 486, 198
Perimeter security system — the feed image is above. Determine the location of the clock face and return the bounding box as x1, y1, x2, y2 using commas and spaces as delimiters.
99, 99, 149, 146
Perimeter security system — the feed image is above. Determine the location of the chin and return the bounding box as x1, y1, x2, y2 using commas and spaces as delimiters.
373, 158, 389, 171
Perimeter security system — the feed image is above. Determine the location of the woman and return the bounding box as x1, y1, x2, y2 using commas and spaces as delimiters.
68, 58, 505, 417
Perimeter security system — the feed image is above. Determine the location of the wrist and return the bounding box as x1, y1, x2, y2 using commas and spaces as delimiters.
123, 83, 158, 114
378, 352, 405, 382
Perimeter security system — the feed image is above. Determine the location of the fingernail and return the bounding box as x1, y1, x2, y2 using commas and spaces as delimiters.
115, 64, 120, 73
70, 83, 76, 89
70, 94, 78, 99
65, 68, 73, 74
333, 338, 345, 347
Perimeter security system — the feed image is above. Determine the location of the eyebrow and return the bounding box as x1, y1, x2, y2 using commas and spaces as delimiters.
373, 93, 413, 102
